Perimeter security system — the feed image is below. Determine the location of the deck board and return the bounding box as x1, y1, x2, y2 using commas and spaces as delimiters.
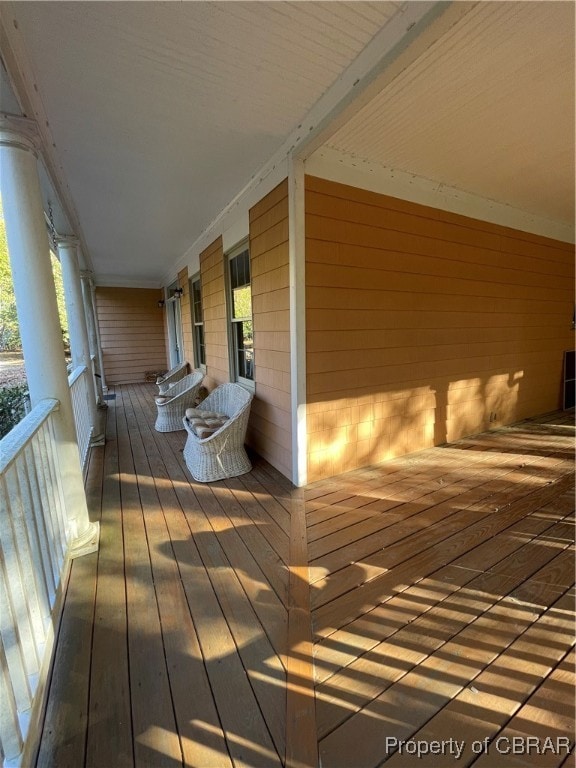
35, 554, 95, 768
86, 393, 134, 768
380, 594, 575, 767
117, 387, 183, 767
34, 392, 574, 767
125, 384, 283, 766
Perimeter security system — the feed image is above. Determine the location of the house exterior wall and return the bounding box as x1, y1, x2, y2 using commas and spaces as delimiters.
95, 287, 167, 385
305, 175, 575, 482
200, 237, 229, 387
249, 180, 292, 479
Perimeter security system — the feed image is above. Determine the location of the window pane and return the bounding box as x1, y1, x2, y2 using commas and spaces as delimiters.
241, 250, 249, 285
234, 320, 253, 380
229, 246, 253, 381
230, 249, 250, 290
232, 284, 251, 320
192, 280, 202, 322
195, 324, 206, 366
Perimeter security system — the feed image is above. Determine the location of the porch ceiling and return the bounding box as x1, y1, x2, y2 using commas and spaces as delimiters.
0, 1, 574, 287
321, 1, 575, 228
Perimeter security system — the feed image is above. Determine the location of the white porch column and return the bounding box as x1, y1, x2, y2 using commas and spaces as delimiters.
80, 271, 107, 399
0, 115, 99, 558
289, 157, 308, 487
57, 237, 104, 444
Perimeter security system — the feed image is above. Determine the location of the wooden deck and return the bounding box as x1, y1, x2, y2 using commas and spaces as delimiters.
34, 385, 574, 768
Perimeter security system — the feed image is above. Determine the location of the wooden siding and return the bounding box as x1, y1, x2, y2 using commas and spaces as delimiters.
305, 175, 575, 482
250, 180, 292, 479
95, 287, 167, 385
200, 237, 229, 386
178, 267, 195, 365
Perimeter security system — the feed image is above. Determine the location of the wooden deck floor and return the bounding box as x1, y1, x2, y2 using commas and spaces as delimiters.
34, 385, 574, 768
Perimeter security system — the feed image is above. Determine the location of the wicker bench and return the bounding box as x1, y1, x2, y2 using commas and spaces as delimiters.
182, 383, 253, 482
156, 361, 189, 394
154, 370, 204, 432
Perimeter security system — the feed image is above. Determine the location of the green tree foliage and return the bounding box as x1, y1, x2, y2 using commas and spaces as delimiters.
51, 253, 69, 351
0, 196, 69, 351
0, 384, 30, 438
0, 214, 20, 350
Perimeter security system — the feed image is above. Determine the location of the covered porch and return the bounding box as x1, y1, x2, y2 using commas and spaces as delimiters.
34, 386, 574, 768
0, 3, 574, 766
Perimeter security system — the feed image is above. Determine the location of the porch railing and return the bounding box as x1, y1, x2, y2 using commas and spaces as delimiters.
0, 399, 71, 767
68, 364, 93, 473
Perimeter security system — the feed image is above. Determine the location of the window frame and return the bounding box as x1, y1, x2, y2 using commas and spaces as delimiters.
166, 281, 183, 367
225, 239, 254, 390
189, 274, 206, 372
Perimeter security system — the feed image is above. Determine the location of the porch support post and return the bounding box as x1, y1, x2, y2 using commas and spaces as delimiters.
289, 157, 308, 487
0, 115, 99, 558
81, 271, 108, 399
58, 237, 104, 445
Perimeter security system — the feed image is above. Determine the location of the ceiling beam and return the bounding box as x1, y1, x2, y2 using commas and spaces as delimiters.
292, 0, 477, 161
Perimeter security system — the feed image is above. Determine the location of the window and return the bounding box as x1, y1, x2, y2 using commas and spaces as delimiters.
190, 276, 206, 368
166, 281, 183, 366
227, 244, 253, 383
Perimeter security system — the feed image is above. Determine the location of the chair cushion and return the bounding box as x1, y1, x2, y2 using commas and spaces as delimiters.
185, 408, 224, 420
185, 410, 228, 439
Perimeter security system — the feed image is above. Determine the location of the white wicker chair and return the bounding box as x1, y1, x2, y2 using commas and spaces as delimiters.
154, 371, 204, 432
182, 383, 253, 482
156, 361, 189, 394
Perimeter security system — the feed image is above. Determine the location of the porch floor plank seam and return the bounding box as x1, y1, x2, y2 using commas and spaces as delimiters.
32, 389, 574, 768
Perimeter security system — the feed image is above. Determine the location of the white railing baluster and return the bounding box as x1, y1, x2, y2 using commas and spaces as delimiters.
1, 467, 41, 679
0, 399, 73, 766
0, 535, 34, 720
68, 365, 94, 473
16, 448, 53, 642
0, 634, 24, 763
32, 422, 63, 585
23, 443, 57, 608
0, 366, 98, 764
40, 419, 69, 563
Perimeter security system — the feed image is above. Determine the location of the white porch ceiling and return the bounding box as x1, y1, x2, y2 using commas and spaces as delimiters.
1, 1, 574, 287
323, 0, 575, 227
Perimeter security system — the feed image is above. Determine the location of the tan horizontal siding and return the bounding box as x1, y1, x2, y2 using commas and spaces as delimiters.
249, 179, 292, 480
305, 175, 575, 482
96, 287, 167, 385
200, 237, 229, 386
95, 311, 165, 328
305, 175, 573, 261
306, 244, 571, 301
306, 285, 565, 316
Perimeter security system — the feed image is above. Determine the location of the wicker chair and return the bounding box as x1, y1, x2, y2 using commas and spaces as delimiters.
182, 383, 253, 482
156, 361, 189, 394
154, 371, 204, 432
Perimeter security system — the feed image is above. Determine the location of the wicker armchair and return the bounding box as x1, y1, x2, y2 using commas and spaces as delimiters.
182, 383, 253, 482
154, 371, 204, 432
156, 361, 189, 394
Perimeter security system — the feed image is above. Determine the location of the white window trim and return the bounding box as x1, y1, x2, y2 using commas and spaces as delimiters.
165, 282, 184, 368
225, 238, 255, 391
189, 274, 207, 373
